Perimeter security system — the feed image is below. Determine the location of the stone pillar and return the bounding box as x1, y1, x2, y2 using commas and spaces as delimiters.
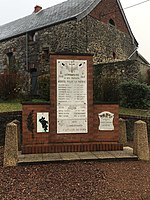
119, 118, 127, 145
3, 122, 18, 167
12, 120, 21, 151
133, 120, 149, 161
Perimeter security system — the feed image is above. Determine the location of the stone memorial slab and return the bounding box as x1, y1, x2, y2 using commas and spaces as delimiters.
98, 111, 114, 131
57, 59, 88, 133
37, 112, 49, 133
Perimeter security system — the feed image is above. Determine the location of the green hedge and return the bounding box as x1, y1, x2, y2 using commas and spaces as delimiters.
119, 80, 150, 109
38, 74, 50, 101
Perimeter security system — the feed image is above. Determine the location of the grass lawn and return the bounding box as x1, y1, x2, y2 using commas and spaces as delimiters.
0, 100, 150, 117
0, 99, 49, 112
0, 101, 22, 112
119, 107, 150, 117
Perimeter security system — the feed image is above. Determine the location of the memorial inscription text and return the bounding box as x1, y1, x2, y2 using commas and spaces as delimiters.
57, 60, 88, 133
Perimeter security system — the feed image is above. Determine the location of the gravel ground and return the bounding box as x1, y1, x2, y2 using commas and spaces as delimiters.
0, 145, 150, 200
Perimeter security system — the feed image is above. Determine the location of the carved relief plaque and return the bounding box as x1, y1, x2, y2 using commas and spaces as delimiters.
57, 60, 88, 133
98, 111, 114, 131
37, 112, 49, 133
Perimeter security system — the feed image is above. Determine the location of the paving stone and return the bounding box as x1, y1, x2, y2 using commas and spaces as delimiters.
19, 154, 43, 163
17, 147, 138, 164
76, 152, 97, 160
109, 148, 137, 159
42, 153, 61, 161
123, 147, 135, 155
92, 151, 115, 159
60, 153, 80, 161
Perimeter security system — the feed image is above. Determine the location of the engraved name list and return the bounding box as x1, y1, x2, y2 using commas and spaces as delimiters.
57, 60, 88, 133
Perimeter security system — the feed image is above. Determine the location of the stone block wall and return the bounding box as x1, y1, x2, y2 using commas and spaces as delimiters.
0, 14, 135, 75
0, 35, 27, 72
93, 60, 146, 102
94, 60, 141, 81
86, 18, 135, 64
0, 0, 137, 97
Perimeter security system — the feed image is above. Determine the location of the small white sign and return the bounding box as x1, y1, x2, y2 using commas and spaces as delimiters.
37, 112, 49, 133
98, 111, 114, 131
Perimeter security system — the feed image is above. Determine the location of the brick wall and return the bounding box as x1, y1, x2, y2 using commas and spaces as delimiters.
22, 54, 94, 145
89, 0, 129, 34
21, 54, 122, 153
22, 102, 120, 153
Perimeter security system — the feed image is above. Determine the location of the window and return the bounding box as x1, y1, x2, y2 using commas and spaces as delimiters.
109, 19, 115, 27
7, 52, 14, 68
43, 48, 49, 62
28, 31, 36, 42
113, 52, 116, 59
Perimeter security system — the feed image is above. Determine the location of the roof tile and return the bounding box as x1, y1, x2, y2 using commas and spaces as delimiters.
0, 0, 100, 41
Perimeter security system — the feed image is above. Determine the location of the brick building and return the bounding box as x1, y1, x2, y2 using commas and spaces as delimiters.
0, 0, 147, 95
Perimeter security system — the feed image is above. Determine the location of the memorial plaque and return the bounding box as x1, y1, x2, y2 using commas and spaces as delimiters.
98, 111, 114, 131
37, 112, 49, 133
57, 59, 88, 133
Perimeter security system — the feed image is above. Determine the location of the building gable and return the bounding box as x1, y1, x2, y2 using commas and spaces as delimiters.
89, 0, 138, 46
0, 0, 137, 47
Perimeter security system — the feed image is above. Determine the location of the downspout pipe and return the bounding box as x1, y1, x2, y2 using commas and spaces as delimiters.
25, 32, 29, 71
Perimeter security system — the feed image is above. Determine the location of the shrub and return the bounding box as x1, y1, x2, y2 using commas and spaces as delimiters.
118, 80, 150, 109
100, 77, 119, 102
94, 76, 119, 103
38, 74, 50, 101
0, 72, 22, 100
147, 68, 150, 85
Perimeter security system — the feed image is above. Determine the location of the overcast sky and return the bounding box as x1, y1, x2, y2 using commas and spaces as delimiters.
0, 0, 150, 62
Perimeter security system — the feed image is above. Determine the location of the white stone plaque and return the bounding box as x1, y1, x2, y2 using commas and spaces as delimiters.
98, 111, 114, 131
57, 59, 88, 133
37, 112, 49, 133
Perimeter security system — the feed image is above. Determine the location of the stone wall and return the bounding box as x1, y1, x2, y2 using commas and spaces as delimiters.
93, 60, 148, 102
0, 0, 137, 96
94, 60, 141, 80
0, 35, 27, 72
0, 15, 135, 74
0, 111, 22, 145
0, 34, 31, 95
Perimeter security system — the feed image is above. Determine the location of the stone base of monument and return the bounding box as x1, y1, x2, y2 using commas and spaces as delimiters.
22, 142, 123, 154
22, 102, 122, 154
